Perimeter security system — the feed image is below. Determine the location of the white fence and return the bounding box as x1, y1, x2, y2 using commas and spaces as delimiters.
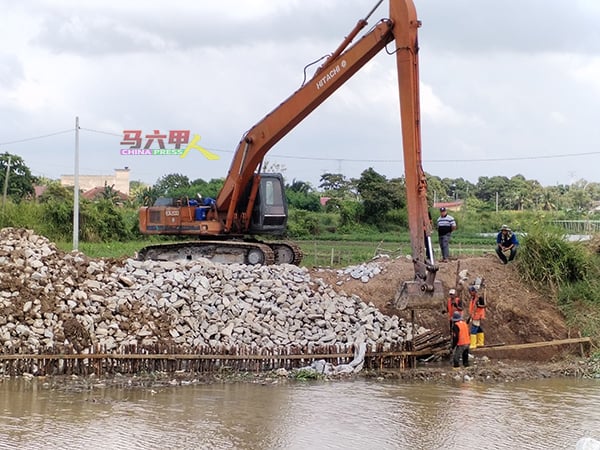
552, 220, 600, 234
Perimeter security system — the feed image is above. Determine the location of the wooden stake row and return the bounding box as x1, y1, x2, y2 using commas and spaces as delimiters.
0, 340, 429, 377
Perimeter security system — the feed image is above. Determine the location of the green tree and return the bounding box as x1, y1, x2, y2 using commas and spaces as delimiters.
154, 173, 191, 196
506, 175, 530, 210
129, 180, 148, 198
425, 174, 445, 204
475, 175, 510, 205
287, 179, 312, 194
286, 190, 322, 211
100, 182, 122, 204
79, 199, 132, 242
355, 168, 403, 225
0, 152, 36, 202
136, 186, 161, 206
41, 200, 73, 239
38, 181, 73, 204
539, 188, 558, 211
189, 178, 224, 200
319, 173, 355, 199
564, 181, 592, 213
285, 179, 321, 211
338, 200, 363, 228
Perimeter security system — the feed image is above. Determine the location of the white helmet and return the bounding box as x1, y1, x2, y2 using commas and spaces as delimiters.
448, 289, 456, 295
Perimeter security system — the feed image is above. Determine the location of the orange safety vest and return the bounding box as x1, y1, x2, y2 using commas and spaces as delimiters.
447, 296, 463, 320
454, 320, 470, 346
470, 296, 486, 320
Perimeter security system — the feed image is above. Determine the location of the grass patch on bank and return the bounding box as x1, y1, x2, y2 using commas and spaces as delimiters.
55, 240, 150, 259
56, 236, 490, 268
517, 227, 600, 345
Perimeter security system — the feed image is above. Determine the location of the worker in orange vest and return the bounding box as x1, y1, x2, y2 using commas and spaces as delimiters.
446, 288, 463, 332
451, 311, 470, 368
468, 286, 486, 349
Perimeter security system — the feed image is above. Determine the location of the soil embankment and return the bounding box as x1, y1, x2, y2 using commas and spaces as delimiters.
309, 254, 582, 362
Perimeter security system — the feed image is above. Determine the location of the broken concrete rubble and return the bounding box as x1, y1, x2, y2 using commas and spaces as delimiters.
0, 228, 425, 355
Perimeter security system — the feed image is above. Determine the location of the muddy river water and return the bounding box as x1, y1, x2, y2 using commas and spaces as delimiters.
1, 376, 599, 449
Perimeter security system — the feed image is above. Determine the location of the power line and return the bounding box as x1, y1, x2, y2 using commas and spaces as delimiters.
423, 151, 600, 163
2, 126, 599, 165
79, 127, 122, 137
213, 148, 600, 164
0, 129, 73, 146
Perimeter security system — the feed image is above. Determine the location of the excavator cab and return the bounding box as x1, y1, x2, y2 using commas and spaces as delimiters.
247, 173, 288, 235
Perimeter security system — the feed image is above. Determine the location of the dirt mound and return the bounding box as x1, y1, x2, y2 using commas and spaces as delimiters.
309, 254, 578, 361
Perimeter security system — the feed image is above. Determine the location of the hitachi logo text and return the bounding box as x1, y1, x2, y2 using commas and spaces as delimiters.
316, 64, 341, 90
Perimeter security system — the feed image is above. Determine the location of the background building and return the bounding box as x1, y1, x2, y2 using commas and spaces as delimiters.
60, 167, 130, 196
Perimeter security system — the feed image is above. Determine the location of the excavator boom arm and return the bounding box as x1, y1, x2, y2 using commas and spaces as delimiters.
391, 1, 432, 263
137, 0, 440, 282
216, 1, 425, 240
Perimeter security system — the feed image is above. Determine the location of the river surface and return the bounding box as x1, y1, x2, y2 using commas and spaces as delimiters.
1, 376, 599, 449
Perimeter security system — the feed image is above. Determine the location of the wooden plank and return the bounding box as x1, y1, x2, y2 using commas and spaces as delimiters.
471, 337, 591, 352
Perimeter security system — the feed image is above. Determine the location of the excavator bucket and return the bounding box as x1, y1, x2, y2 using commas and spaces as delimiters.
393, 259, 445, 310
394, 279, 444, 310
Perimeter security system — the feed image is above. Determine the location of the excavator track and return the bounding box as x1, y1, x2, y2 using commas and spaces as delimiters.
137, 240, 275, 265
268, 241, 303, 265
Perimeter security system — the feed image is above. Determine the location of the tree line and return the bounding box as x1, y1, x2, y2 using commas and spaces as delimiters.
1, 151, 599, 243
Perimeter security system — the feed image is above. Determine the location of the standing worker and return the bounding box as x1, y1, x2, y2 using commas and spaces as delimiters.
468, 286, 486, 349
437, 207, 456, 262
446, 288, 463, 332
451, 311, 470, 368
495, 224, 519, 264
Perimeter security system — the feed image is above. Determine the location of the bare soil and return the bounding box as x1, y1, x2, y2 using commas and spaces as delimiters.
309, 253, 594, 379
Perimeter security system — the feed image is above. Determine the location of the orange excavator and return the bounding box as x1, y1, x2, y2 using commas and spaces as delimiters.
138, 0, 442, 307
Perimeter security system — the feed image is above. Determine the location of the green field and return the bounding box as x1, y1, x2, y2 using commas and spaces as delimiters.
56, 237, 489, 268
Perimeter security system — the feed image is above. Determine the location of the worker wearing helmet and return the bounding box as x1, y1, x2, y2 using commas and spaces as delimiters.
446, 288, 463, 332
451, 311, 470, 368
468, 286, 486, 349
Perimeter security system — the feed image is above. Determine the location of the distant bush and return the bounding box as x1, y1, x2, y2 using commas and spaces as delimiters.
0, 199, 137, 243
287, 210, 321, 237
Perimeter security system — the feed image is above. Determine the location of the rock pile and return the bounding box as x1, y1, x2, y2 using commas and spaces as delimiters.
314, 260, 385, 285
0, 228, 423, 354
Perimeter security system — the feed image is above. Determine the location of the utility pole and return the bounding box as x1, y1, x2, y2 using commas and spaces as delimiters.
2, 155, 11, 210
73, 117, 80, 251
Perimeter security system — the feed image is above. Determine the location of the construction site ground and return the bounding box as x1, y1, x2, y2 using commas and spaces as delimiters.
308, 253, 597, 382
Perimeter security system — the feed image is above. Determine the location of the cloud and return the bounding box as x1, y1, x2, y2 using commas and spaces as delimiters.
1, 0, 599, 189
0, 54, 24, 89
571, 57, 600, 94
418, 0, 600, 55
420, 82, 483, 127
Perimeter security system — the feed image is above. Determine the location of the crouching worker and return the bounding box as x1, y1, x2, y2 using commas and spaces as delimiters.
468, 286, 486, 349
451, 311, 470, 368
496, 224, 519, 264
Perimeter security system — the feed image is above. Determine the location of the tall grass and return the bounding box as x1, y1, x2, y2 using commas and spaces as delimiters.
0, 201, 46, 231
518, 225, 592, 293
517, 226, 600, 347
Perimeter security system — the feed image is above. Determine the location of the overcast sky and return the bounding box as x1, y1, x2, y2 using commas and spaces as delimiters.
1, 0, 599, 190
